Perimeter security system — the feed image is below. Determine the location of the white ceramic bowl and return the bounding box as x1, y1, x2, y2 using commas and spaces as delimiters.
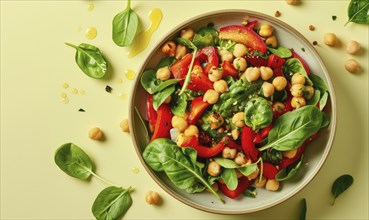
129, 10, 336, 214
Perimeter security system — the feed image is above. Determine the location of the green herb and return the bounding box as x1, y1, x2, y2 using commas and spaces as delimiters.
140, 69, 181, 94
331, 174, 354, 205
157, 56, 177, 68
301, 48, 305, 52
221, 168, 238, 190
170, 91, 187, 117
65, 42, 108, 79
192, 26, 219, 48
152, 85, 175, 110
244, 97, 274, 132
300, 198, 307, 220
105, 85, 113, 93
268, 46, 292, 58
345, 0, 369, 26
332, 15, 337, 21
78, 108, 85, 112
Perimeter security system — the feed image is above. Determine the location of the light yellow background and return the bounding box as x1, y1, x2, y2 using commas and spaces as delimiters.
1, 0, 368, 219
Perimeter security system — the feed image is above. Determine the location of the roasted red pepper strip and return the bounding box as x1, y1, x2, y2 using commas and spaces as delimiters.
267, 54, 285, 69
187, 96, 210, 125
170, 53, 193, 79
150, 104, 173, 142
219, 176, 254, 199
254, 123, 273, 144
241, 126, 259, 162
196, 46, 219, 74
261, 162, 279, 179
291, 50, 310, 75
223, 136, 243, 151
146, 94, 157, 126
221, 60, 239, 77
181, 135, 227, 158
187, 65, 213, 92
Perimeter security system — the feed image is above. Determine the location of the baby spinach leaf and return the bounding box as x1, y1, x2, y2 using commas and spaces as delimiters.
134, 107, 150, 144
243, 186, 257, 198
214, 157, 239, 168
238, 163, 258, 176
214, 157, 259, 176
54, 143, 93, 180
171, 91, 187, 117
276, 156, 303, 181
112, 0, 138, 46
158, 56, 177, 68
259, 105, 323, 151
262, 149, 282, 165
92, 186, 132, 220
268, 46, 292, 58
221, 169, 238, 190
321, 111, 330, 128
319, 91, 329, 110
140, 69, 181, 94
331, 174, 354, 205
192, 26, 219, 48
309, 74, 328, 94
300, 198, 307, 220
345, 0, 369, 25
153, 85, 175, 111
244, 97, 274, 132
307, 89, 320, 106
65, 42, 108, 79
283, 58, 313, 86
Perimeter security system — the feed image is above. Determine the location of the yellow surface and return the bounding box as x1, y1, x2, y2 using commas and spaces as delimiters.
1, 1, 368, 219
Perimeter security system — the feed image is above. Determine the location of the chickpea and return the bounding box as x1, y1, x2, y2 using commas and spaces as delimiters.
209, 67, 224, 82
233, 43, 247, 58
273, 102, 285, 115
290, 84, 305, 97
222, 147, 237, 159
260, 66, 274, 80
176, 133, 185, 146
156, 66, 171, 81
291, 96, 306, 109
234, 152, 250, 166
231, 129, 240, 140
346, 40, 361, 55
262, 82, 275, 98
175, 44, 187, 60
244, 67, 261, 82
286, 0, 298, 5
219, 49, 234, 63
304, 85, 315, 100
255, 176, 267, 188
324, 33, 337, 46
247, 169, 260, 180
232, 112, 245, 128
207, 113, 224, 129
283, 149, 298, 159
161, 41, 176, 56
180, 27, 195, 40
89, 127, 104, 140
213, 80, 228, 94
120, 118, 130, 133
203, 89, 220, 104
145, 191, 161, 205
265, 35, 278, 48
259, 24, 274, 38
272, 76, 287, 91
266, 179, 280, 191
233, 57, 247, 71
291, 72, 306, 85
207, 161, 221, 176
184, 125, 199, 137
345, 59, 360, 73
171, 116, 188, 132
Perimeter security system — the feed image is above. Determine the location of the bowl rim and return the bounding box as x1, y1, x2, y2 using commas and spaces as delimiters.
129, 9, 337, 214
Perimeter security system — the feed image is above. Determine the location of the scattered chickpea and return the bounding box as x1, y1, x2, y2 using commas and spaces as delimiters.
272, 76, 288, 91
232, 112, 245, 128
207, 113, 225, 129
234, 152, 250, 166
283, 149, 298, 159
255, 176, 267, 188
244, 67, 261, 82
89, 127, 104, 140
286, 0, 298, 5
291, 72, 306, 85
290, 84, 305, 97
260, 66, 274, 80
346, 40, 361, 55
207, 161, 221, 176
222, 147, 237, 159
120, 119, 130, 133
219, 49, 234, 63
231, 129, 240, 140
265, 35, 278, 48
171, 116, 188, 132
273, 102, 285, 115
203, 89, 220, 104
145, 191, 161, 205
304, 85, 315, 100
274, 10, 281, 17
175, 44, 187, 60
180, 27, 195, 40
233, 57, 247, 71
161, 41, 176, 56
259, 24, 274, 38
209, 67, 224, 82
184, 125, 199, 137
266, 179, 280, 191
262, 82, 275, 98
233, 43, 248, 58
291, 96, 306, 108
176, 133, 185, 146
309, 25, 315, 31
156, 66, 171, 81
247, 169, 260, 180
213, 80, 228, 94
345, 59, 360, 73
324, 33, 337, 46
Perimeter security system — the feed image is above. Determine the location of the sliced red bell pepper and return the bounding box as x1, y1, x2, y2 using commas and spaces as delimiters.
245, 20, 258, 30
284, 93, 293, 112
273, 67, 285, 77
187, 95, 210, 125
146, 94, 157, 126
245, 55, 268, 67
261, 162, 279, 179
187, 65, 213, 92
196, 46, 219, 74
254, 123, 273, 144
267, 54, 285, 69
170, 53, 193, 79
223, 136, 243, 151
181, 135, 226, 158
221, 60, 239, 77
241, 126, 259, 162
219, 176, 254, 199
150, 104, 173, 141
291, 50, 311, 75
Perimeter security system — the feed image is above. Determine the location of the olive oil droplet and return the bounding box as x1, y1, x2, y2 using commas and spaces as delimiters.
132, 167, 140, 174
125, 69, 135, 80
79, 89, 86, 95
128, 8, 163, 58
62, 98, 69, 104
72, 88, 78, 94
62, 83, 69, 89
87, 3, 94, 11
119, 93, 128, 100
60, 93, 67, 98
117, 78, 123, 83
85, 27, 97, 40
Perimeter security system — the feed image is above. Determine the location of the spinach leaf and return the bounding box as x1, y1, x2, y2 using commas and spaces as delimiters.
307, 89, 320, 106
153, 85, 175, 111
276, 156, 303, 181
319, 91, 329, 110
244, 97, 274, 132
300, 198, 307, 220
309, 74, 328, 94
271, 89, 287, 102
331, 174, 354, 205
321, 111, 330, 128
192, 26, 219, 48
158, 56, 177, 68
214, 157, 259, 176
175, 37, 197, 50
283, 58, 313, 86
54, 143, 93, 180
171, 91, 187, 117
221, 169, 238, 190
238, 163, 259, 176
140, 69, 181, 94
345, 0, 369, 25
268, 46, 292, 58
112, 0, 138, 46
65, 42, 108, 79
262, 149, 282, 165
214, 157, 239, 168
92, 186, 132, 220
259, 105, 323, 151
243, 186, 257, 198
134, 107, 150, 144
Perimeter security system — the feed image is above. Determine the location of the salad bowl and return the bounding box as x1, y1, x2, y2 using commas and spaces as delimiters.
129, 10, 336, 214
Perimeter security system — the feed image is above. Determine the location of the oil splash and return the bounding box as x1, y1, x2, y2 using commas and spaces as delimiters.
87, 3, 94, 11
85, 27, 97, 40
128, 8, 163, 58
125, 69, 136, 80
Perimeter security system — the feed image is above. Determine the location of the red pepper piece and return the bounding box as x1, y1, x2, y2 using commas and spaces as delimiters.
245, 20, 258, 30
170, 53, 193, 79
187, 96, 210, 125
254, 123, 273, 144
222, 136, 243, 151
187, 65, 213, 92
146, 94, 157, 126
261, 162, 279, 179
241, 126, 259, 162
273, 67, 285, 77
196, 46, 219, 74
245, 55, 268, 67
181, 135, 226, 158
150, 104, 173, 142
219, 176, 254, 199
267, 54, 285, 69
291, 50, 310, 75
221, 60, 239, 77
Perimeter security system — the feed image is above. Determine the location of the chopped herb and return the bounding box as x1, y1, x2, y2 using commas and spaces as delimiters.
78, 108, 85, 112
301, 48, 305, 52
332, 15, 337, 21
105, 85, 112, 93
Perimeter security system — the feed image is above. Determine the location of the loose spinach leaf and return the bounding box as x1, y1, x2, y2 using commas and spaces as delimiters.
244, 97, 274, 132
300, 198, 307, 220
92, 186, 132, 220
65, 42, 108, 79
140, 69, 181, 94
153, 85, 175, 111
331, 174, 354, 205
283, 58, 313, 86
221, 169, 238, 190
171, 91, 187, 117
158, 56, 177, 68
192, 26, 219, 48
54, 143, 93, 180
345, 0, 369, 25
276, 156, 303, 181
259, 105, 323, 151
112, 0, 138, 46
268, 46, 292, 58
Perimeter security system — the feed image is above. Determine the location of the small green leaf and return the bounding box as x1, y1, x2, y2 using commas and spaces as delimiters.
171, 91, 187, 117
331, 174, 354, 205
275, 156, 303, 181
140, 69, 181, 94
112, 0, 139, 46
299, 198, 307, 220
268, 46, 292, 58
345, 0, 369, 25
152, 85, 175, 110
221, 169, 238, 190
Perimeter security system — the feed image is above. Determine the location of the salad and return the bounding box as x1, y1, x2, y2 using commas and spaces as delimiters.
139, 19, 330, 203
